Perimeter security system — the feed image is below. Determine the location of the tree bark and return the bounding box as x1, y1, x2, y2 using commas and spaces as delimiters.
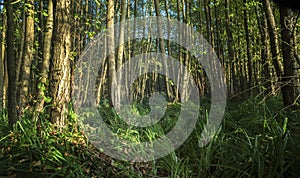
35, 0, 54, 113
18, 0, 35, 115
243, 0, 253, 95
49, 0, 72, 126
279, 6, 298, 107
255, 5, 273, 94
107, 0, 116, 107
225, 0, 236, 96
5, 0, 18, 125
0, 12, 6, 110
154, 0, 172, 101
115, 0, 126, 109
16, 9, 25, 100
175, 0, 182, 100
262, 0, 283, 80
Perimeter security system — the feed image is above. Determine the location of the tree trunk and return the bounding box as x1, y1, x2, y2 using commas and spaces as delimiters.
262, 0, 283, 80
255, 5, 273, 94
38, 0, 44, 55
154, 0, 172, 101
204, 0, 214, 47
115, 0, 126, 109
18, 0, 35, 115
243, 0, 253, 95
16, 9, 25, 100
5, 0, 18, 125
175, 0, 182, 100
107, 0, 116, 107
35, 0, 54, 113
225, 0, 236, 96
49, 0, 72, 126
0, 12, 6, 110
182, 0, 191, 101
279, 6, 298, 107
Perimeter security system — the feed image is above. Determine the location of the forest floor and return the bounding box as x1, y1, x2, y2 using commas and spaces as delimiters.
0, 96, 300, 177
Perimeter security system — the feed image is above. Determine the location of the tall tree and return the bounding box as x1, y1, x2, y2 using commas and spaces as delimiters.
18, 0, 35, 115
49, 0, 72, 126
175, 0, 185, 99
262, 0, 283, 80
115, 0, 126, 109
5, 0, 18, 125
243, 0, 253, 94
225, 0, 237, 95
0, 11, 6, 110
154, 0, 172, 100
181, 0, 191, 101
255, 5, 273, 94
279, 6, 298, 107
204, 0, 214, 47
107, 0, 116, 107
35, 0, 54, 113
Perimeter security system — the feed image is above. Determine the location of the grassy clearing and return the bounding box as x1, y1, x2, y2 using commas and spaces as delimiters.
0, 96, 299, 177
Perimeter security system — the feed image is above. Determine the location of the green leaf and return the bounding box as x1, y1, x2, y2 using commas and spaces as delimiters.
169, 80, 174, 86
43, 11, 49, 17
44, 96, 52, 103
283, 118, 288, 134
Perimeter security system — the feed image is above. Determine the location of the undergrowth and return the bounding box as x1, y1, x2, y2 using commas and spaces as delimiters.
0, 96, 299, 177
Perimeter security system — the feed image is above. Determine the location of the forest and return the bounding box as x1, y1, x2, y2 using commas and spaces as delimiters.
0, 0, 299, 177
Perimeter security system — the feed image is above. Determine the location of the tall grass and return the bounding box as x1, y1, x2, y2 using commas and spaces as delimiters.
0, 96, 299, 177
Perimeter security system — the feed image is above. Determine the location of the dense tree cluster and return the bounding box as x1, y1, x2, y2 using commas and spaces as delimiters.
0, 0, 299, 126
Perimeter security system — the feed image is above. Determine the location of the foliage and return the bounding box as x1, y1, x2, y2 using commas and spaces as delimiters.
0, 112, 113, 177
1, 97, 299, 177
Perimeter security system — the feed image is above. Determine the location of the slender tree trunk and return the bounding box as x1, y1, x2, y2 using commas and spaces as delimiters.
181, 0, 191, 101
262, 0, 283, 80
279, 6, 298, 107
38, 0, 44, 55
18, 0, 35, 115
16, 9, 26, 101
255, 5, 273, 94
49, 0, 72, 126
0, 12, 6, 110
204, 0, 213, 47
196, 0, 206, 96
115, 0, 126, 109
175, 0, 182, 100
237, 35, 246, 95
6, 0, 18, 125
225, 0, 236, 96
35, 0, 53, 113
33, 0, 45, 97
164, 0, 177, 100
124, 3, 131, 97
243, 0, 253, 95
107, 0, 116, 107
131, 0, 137, 57
154, 0, 171, 101
214, 4, 221, 63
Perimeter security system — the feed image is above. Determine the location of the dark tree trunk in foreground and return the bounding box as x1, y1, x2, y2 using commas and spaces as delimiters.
279, 6, 298, 107
5, 0, 18, 125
